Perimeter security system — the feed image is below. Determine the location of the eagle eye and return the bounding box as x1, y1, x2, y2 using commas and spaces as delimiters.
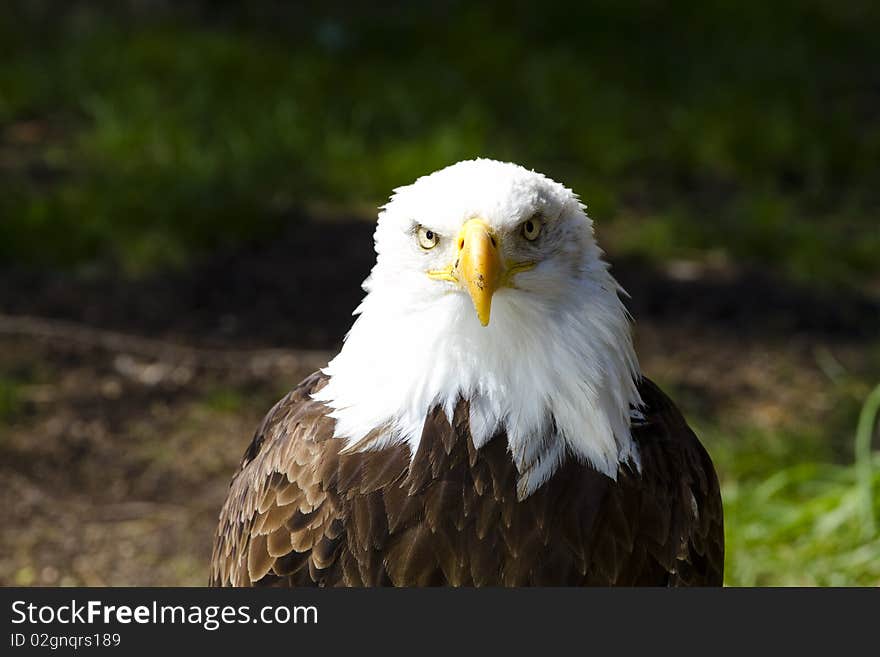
417, 226, 439, 250
522, 214, 542, 241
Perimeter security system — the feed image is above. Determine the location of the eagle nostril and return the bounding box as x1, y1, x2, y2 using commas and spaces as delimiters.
459, 238, 465, 250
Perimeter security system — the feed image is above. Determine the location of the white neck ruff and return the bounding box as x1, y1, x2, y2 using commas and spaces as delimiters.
313, 256, 642, 499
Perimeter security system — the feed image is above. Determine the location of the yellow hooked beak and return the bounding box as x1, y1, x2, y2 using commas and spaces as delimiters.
427, 217, 502, 326
456, 218, 502, 326
427, 217, 537, 326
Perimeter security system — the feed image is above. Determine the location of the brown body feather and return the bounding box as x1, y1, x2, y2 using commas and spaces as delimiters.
210, 372, 724, 586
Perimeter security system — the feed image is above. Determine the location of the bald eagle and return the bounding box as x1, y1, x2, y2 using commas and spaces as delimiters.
210, 159, 724, 586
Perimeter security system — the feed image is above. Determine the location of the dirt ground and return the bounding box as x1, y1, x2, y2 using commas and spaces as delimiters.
1, 217, 878, 585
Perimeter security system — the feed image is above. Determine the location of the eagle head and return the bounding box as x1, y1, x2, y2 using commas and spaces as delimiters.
369, 158, 603, 327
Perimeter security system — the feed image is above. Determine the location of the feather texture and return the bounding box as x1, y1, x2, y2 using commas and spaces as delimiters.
210, 372, 724, 587
312, 159, 642, 498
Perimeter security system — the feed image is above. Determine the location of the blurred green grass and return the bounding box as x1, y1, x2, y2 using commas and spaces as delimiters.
0, 377, 24, 424
2, 1, 879, 282
723, 452, 880, 586
672, 366, 880, 586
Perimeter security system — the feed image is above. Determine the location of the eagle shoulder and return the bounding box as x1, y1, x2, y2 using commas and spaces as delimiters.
210, 371, 343, 586
210, 373, 724, 586
620, 377, 725, 585
210, 371, 413, 586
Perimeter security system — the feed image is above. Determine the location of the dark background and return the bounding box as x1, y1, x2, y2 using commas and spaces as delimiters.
2, 588, 876, 653
1, 0, 878, 585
